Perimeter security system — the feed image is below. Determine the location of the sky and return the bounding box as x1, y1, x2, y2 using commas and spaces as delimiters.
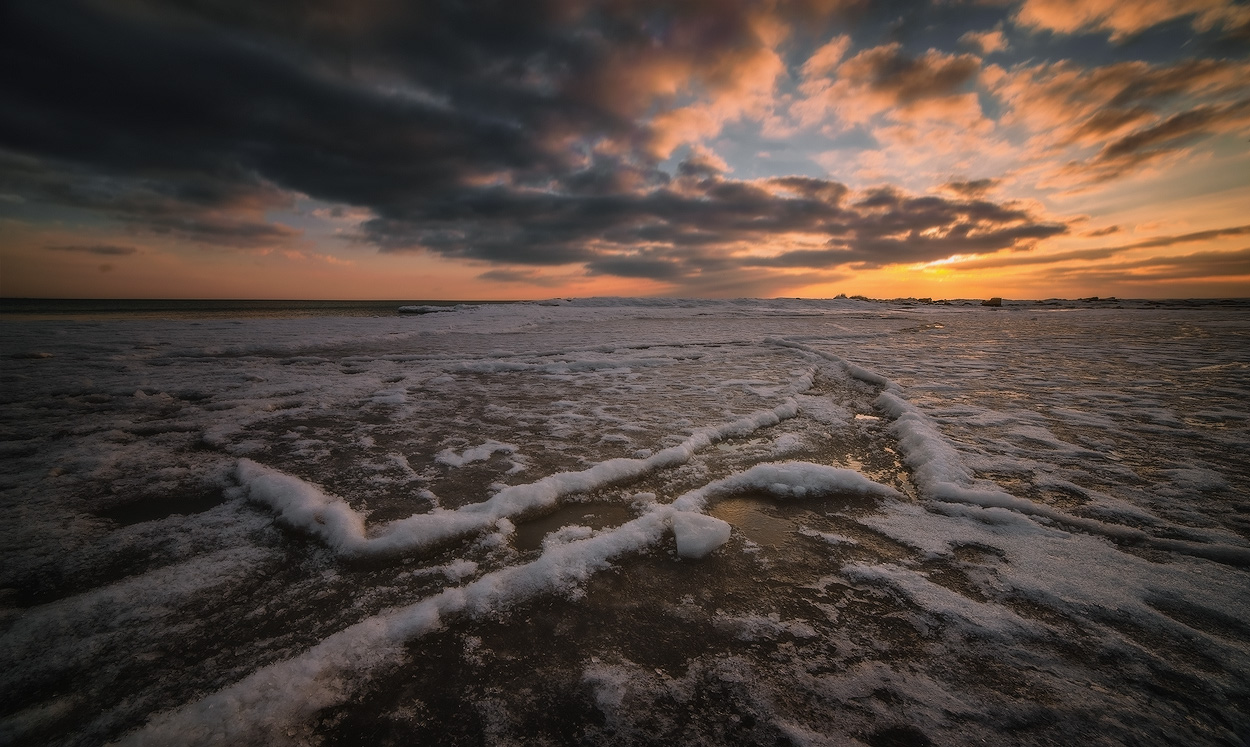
1, 0, 1248, 300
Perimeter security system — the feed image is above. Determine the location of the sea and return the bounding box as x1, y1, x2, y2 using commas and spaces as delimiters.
1, 296, 1248, 746
0, 298, 517, 322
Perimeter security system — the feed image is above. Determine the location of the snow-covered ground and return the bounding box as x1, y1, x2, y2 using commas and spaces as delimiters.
2, 297, 1248, 746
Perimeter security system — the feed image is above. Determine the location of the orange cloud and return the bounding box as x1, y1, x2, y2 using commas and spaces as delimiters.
939, 179, 1001, 198
940, 223, 1250, 270
991, 57, 1250, 188
958, 28, 1009, 54
1059, 100, 1250, 184
645, 33, 790, 158
1022, 247, 1250, 285
794, 41, 1007, 191
795, 42, 987, 138
800, 35, 853, 78
995, 59, 1249, 140
547, 3, 823, 160
1015, 0, 1250, 40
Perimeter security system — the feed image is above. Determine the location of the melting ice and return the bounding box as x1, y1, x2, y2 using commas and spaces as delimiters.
2, 297, 1249, 746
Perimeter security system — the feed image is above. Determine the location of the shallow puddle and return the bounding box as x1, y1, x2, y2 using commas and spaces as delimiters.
710, 495, 796, 548
512, 502, 637, 552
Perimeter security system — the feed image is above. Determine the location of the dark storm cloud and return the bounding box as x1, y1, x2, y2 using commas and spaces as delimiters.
0, 150, 297, 246
0, 0, 560, 208
585, 255, 687, 280
477, 268, 566, 287
365, 168, 1066, 275
2, 0, 837, 207
0, 0, 1071, 285
45, 244, 138, 256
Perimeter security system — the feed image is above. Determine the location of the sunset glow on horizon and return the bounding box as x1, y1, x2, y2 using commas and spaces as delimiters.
2, 0, 1248, 300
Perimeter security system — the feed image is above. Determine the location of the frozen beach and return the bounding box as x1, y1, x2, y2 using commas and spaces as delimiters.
2, 297, 1249, 746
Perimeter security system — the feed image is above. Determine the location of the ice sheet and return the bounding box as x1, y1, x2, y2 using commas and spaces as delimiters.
2, 297, 1248, 746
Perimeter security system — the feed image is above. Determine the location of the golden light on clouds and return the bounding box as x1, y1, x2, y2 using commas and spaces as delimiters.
1, 0, 1247, 300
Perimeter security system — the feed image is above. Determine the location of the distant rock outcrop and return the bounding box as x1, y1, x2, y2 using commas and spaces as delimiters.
981, 297, 1002, 307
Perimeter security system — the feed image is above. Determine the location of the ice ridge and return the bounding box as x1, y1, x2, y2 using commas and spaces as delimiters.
238, 400, 801, 557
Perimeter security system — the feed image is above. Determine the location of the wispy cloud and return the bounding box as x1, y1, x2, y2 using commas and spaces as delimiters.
940, 179, 1001, 198
1027, 247, 1250, 284
991, 57, 1250, 189
1014, 0, 1250, 40
1060, 100, 1250, 184
1083, 225, 1123, 237
45, 243, 138, 256
476, 268, 568, 287
796, 42, 984, 129
958, 28, 1009, 55
948, 224, 1250, 270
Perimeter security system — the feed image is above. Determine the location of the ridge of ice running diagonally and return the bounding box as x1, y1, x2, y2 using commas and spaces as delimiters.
766, 337, 897, 389
776, 337, 1250, 567
117, 461, 902, 746
873, 387, 1250, 567
237, 400, 801, 557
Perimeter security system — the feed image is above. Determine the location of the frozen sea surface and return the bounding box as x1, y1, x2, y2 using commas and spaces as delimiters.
2, 297, 1249, 746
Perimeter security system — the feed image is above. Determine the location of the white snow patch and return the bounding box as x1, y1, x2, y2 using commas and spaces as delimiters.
798, 527, 857, 546
435, 440, 518, 467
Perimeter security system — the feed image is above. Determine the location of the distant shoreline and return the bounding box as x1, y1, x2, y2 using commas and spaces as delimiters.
2, 296, 1248, 322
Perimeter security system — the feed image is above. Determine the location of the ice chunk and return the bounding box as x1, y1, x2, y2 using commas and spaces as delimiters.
235, 459, 368, 555
772, 433, 803, 454
671, 461, 898, 512
370, 387, 406, 405
671, 511, 731, 558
